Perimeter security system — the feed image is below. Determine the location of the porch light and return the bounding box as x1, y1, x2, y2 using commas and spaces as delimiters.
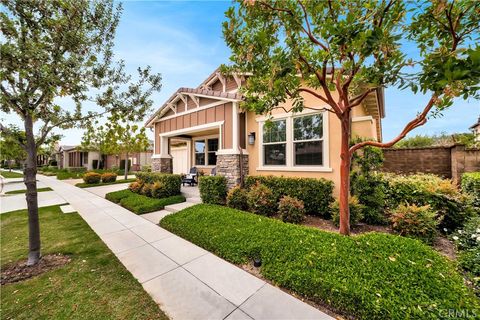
248, 132, 256, 145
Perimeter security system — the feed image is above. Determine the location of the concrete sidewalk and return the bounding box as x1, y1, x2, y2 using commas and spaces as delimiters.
31, 175, 334, 320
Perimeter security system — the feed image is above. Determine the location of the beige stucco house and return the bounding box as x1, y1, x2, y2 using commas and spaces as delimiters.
145, 68, 384, 195
56, 145, 102, 170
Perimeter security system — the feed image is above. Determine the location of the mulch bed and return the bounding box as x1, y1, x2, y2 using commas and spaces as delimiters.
303, 215, 392, 235
1, 254, 71, 285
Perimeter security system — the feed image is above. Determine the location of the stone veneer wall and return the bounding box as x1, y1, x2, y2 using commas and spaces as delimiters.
152, 157, 172, 173
216, 154, 249, 189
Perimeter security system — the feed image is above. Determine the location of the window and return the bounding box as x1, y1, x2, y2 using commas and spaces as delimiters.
195, 140, 205, 165
293, 114, 323, 165
195, 138, 219, 166
83, 152, 88, 165
260, 112, 327, 169
207, 138, 218, 165
263, 119, 286, 165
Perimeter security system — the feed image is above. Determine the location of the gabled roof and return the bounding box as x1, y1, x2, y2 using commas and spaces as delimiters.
145, 87, 243, 128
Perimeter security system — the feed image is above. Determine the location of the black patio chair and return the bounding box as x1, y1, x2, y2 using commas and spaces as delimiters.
182, 167, 198, 186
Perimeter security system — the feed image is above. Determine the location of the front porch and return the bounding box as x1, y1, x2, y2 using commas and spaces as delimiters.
152, 110, 248, 188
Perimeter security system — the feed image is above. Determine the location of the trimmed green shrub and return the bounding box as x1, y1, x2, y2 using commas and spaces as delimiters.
462, 172, 480, 208
128, 181, 142, 193
278, 196, 305, 224
390, 204, 439, 244
351, 173, 387, 225
247, 183, 276, 216
245, 175, 333, 217
331, 196, 364, 227
140, 183, 153, 197
119, 193, 186, 214
142, 165, 152, 172
198, 176, 227, 205
101, 172, 117, 183
161, 204, 480, 319
105, 189, 132, 203
106, 189, 186, 214
83, 172, 101, 184
68, 167, 87, 173
136, 172, 181, 197
150, 181, 167, 199
226, 186, 248, 211
382, 173, 474, 233
350, 145, 388, 225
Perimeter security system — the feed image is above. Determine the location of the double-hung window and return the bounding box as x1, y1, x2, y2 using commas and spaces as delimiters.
262, 119, 287, 166
195, 140, 206, 165
293, 114, 323, 166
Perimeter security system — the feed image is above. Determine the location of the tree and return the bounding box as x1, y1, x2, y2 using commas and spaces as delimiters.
0, 125, 26, 170
223, 0, 480, 235
0, 0, 162, 265
106, 112, 150, 180
81, 122, 111, 169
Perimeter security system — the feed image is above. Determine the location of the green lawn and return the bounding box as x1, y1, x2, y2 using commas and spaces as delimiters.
75, 178, 136, 188
161, 204, 480, 320
0, 205, 168, 319
5, 187, 53, 195
106, 189, 185, 214
0, 170, 23, 178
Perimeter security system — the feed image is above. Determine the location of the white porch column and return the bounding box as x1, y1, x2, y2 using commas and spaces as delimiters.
232, 102, 239, 151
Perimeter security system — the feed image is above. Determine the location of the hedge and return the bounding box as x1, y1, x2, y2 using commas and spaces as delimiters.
161, 204, 479, 320
462, 172, 480, 208
106, 189, 185, 214
198, 176, 227, 204
244, 175, 334, 217
135, 172, 182, 197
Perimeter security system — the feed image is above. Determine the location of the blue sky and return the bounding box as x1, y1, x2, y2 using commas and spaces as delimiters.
3, 1, 479, 145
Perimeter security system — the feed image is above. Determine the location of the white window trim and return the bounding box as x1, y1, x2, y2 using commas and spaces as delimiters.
258, 110, 331, 172
193, 134, 220, 167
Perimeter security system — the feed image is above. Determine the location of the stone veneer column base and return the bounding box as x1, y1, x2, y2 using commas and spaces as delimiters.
152, 157, 172, 173
216, 153, 249, 189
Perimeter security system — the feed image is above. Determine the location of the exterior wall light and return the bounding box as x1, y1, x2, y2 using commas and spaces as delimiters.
248, 132, 256, 145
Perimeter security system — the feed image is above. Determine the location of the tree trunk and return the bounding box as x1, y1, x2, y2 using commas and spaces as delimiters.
24, 114, 41, 265
124, 152, 128, 180
338, 111, 351, 236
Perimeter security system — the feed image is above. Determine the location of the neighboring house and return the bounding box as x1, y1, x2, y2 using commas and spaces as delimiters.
56, 145, 101, 171
104, 141, 154, 171
56, 141, 153, 171
145, 68, 384, 194
470, 116, 480, 142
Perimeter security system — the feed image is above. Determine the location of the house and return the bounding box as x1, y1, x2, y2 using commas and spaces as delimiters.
145, 68, 384, 195
104, 140, 154, 171
470, 116, 480, 142
56, 142, 153, 171
56, 145, 101, 170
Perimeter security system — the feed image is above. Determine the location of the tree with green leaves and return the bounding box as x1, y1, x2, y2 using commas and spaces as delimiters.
0, 0, 161, 265
223, 0, 480, 235
102, 112, 150, 180
0, 124, 26, 170
81, 122, 111, 169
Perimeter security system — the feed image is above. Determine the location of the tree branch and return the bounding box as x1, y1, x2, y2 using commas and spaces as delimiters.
349, 95, 437, 154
